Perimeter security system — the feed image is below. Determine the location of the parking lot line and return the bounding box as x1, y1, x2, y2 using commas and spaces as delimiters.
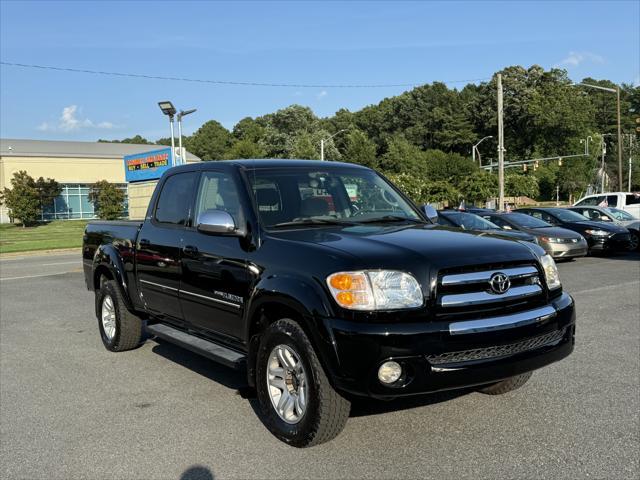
0, 271, 77, 281
570, 280, 640, 296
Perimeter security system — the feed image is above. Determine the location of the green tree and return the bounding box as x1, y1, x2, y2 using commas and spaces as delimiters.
186, 120, 233, 160
224, 139, 267, 159
505, 173, 539, 199
1, 171, 42, 226
458, 172, 498, 205
88, 180, 125, 220
98, 135, 152, 144
379, 136, 427, 174
343, 129, 378, 168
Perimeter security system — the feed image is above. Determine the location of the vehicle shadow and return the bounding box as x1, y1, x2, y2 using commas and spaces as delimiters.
150, 338, 470, 419
349, 388, 472, 417
150, 338, 255, 398
179, 465, 214, 480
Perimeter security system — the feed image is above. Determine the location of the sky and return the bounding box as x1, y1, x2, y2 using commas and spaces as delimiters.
1, 0, 638, 142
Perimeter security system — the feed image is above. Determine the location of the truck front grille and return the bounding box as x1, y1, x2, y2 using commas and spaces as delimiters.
426, 327, 566, 365
436, 263, 546, 318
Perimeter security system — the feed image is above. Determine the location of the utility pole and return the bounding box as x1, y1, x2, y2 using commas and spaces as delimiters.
320, 139, 325, 161
497, 73, 505, 211
600, 138, 607, 194
616, 87, 622, 189
556, 185, 560, 206
629, 135, 634, 192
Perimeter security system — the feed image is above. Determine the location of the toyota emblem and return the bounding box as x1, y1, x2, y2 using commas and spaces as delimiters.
489, 272, 511, 294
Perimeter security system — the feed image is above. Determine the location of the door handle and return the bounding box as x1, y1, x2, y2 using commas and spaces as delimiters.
139, 238, 151, 247
183, 245, 198, 257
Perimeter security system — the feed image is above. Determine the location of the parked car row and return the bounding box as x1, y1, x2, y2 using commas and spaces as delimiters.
438, 201, 640, 261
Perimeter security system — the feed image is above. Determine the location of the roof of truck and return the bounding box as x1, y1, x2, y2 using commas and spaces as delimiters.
226, 159, 369, 169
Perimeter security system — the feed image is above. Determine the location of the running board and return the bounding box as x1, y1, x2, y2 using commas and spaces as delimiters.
146, 323, 246, 369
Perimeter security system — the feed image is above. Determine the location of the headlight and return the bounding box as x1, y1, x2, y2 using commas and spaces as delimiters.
540, 254, 561, 290
327, 270, 423, 310
539, 236, 564, 243
585, 229, 611, 237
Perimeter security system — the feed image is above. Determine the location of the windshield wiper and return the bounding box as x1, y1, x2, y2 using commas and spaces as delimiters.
354, 215, 425, 224
270, 218, 357, 228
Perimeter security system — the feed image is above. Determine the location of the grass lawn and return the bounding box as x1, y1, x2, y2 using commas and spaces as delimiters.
0, 220, 88, 254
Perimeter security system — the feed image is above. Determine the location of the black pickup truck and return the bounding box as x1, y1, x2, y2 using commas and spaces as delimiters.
83, 159, 575, 447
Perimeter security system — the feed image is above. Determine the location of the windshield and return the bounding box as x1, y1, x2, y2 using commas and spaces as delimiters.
551, 209, 592, 222
505, 213, 551, 228
247, 167, 421, 228
443, 212, 500, 230
605, 208, 635, 221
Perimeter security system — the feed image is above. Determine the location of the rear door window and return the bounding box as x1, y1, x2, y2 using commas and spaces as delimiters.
606, 195, 618, 207
625, 194, 640, 205
154, 172, 199, 226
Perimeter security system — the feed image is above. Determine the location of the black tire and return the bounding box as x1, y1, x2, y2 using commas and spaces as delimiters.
95, 278, 142, 352
478, 371, 532, 395
255, 319, 351, 447
628, 230, 640, 252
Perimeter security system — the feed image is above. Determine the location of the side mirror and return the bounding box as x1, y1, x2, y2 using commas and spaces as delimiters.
420, 204, 438, 223
502, 225, 513, 230
196, 210, 237, 235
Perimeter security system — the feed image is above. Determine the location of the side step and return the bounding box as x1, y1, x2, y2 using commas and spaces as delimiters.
146, 323, 246, 369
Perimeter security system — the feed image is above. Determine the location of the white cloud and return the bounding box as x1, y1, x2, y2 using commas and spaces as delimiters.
36, 105, 117, 132
316, 90, 328, 100
556, 51, 604, 68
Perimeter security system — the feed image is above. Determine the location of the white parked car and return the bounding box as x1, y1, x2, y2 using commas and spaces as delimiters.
573, 192, 640, 219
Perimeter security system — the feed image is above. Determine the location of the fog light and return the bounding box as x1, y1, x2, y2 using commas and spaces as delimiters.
378, 361, 402, 384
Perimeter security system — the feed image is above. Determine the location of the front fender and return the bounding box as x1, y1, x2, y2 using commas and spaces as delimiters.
244, 274, 343, 386
92, 244, 135, 314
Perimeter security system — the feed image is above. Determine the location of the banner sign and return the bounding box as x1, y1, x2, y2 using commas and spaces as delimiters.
124, 147, 173, 182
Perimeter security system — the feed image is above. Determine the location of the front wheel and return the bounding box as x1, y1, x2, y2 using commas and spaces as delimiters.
477, 372, 532, 395
628, 230, 640, 251
255, 319, 351, 447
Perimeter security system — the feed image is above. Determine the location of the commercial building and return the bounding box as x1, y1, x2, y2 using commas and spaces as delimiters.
0, 138, 200, 223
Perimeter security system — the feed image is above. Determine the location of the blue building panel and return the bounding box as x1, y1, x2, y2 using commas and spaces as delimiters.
124, 147, 173, 182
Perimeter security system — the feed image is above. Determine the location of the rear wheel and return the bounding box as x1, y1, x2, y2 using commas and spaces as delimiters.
478, 372, 532, 395
95, 279, 142, 352
255, 319, 351, 447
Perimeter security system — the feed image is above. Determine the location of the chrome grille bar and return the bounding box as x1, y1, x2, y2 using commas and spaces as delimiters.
449, 304, 557, 335
441, 265, 538, 286
439, 284, 542, 307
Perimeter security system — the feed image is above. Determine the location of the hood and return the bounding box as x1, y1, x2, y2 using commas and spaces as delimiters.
478, 229, 536, 242
270, 224, 540, 271
572, 220, 628, 233
526, 226, 584, 239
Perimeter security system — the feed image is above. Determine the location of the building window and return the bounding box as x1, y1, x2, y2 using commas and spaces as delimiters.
42, 183, 128, 220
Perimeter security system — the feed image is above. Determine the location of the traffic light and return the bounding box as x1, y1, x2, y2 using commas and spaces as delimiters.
523, 164, 528, 172
636, 117, 640, 133
533, 160, 539, 171
558, 157, 563, 166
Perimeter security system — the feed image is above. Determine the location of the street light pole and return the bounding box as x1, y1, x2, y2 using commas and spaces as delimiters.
320, 129, 347, 161
472, 135, 493, 166
177, 108, 197, 165
158, 101, 177, 164
575, 83, 623, 190
497, 73, 505, 211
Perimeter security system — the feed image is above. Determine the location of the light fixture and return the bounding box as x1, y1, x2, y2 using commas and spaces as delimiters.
158, 101, 177, 117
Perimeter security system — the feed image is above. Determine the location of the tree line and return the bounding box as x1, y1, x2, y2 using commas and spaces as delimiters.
101, 65, 639, 205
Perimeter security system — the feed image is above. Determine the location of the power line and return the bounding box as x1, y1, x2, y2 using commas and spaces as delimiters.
0, 61, 489, 89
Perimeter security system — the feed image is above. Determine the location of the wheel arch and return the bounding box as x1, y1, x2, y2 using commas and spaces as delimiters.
92, 244, 136, 315
244, 276, 341, 389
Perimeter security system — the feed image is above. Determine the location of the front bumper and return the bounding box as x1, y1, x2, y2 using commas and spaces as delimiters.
589, 232, 631, 252
544, 240, 588, 259
325, 293, 575, 399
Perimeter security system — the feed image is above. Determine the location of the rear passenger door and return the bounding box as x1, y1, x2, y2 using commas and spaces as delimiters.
179, 170, 250, 343
136, 171, 199, 324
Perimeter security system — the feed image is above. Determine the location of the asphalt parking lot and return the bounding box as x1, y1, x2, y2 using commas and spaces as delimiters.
1, 251, 639, 479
